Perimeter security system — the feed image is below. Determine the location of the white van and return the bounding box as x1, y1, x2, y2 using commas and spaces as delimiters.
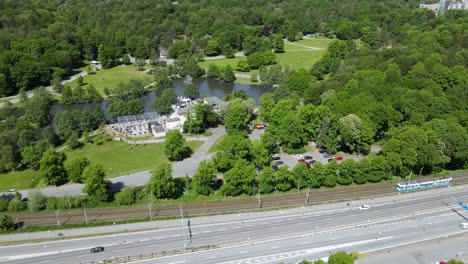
459, 223, 468, 229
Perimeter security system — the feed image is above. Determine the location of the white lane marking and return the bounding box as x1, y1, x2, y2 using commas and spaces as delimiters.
140, 239, 149, 242
77, 255, 88, 258
218, 237, 392, 264
39, 261, 50, 263
167, 261, 186, 264
240, 251, 249, 254
171, 235, 180, 238
271, 246, 280, 249
218, 229, 227, 231
157, 237, 166, 239
207, 256, 217, 259
113, 249, 124, 252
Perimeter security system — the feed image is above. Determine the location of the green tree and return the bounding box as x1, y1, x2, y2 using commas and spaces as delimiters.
276, 165, 292, 191
66, 157, 89, 183
224, 102, 250, 136
165, 130, 189, 161
328, 251, 355, 264
41, 126, 60, 147
0, 214, 14, 231
148, 162, 177, 199
236, 60, 250, 72
24, 87, 51, 127
258, 167, 276, 194
27, 190, 47, 212
273, 34, 285, 53
40, 149, 67, 186
221, 159, 256, 196
222, 65, 236, 83
184, 83, 199, 99
61, 86, 74, 105
192, 160, 217, 195
82, 164, 110, 205
292, 162, 309, 190
8, 199, 26, 212
205, 39, 221, 56
153, 88, 177, 114
447, 259, 465, 264
123, 54, 131, 65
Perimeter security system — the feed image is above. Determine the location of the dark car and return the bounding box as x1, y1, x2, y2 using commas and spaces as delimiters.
272, 154, 281, 160
304, 156, 313, 160
90, 246, 105, 253
318, 149, 326, 153
274, 160, 284, 166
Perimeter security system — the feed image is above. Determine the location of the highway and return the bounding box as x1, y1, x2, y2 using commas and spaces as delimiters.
1, 187, 467, 264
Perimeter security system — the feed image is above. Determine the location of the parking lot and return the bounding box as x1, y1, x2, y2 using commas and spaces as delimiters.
273, 142, 364, 169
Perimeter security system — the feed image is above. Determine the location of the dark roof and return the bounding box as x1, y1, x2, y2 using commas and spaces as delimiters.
151, 125, 165, 133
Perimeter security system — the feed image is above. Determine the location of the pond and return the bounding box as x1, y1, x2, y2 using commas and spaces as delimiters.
50, 78, 273, 119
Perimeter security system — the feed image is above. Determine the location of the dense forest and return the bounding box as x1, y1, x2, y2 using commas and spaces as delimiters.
0, 0, 466, 188
1, 0, 462, 95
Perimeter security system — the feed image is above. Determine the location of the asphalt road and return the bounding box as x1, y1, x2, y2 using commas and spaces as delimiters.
1, 186, 467, 264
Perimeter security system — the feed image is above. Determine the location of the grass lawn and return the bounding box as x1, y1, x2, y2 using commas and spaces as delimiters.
207, 135, 227, 154
0, 169, 41, 190
276, 50, 326, 70
296, 38, 333, 49
64, 140, 203, 178
66, 65, 153, 94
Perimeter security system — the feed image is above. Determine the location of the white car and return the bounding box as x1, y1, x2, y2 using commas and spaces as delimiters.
359, 205, 370, 210
293, 154, 304, 159
460, 223, 468, 229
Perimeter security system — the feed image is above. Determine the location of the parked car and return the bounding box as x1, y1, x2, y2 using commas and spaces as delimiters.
90, 246, 105, 253
335, 156, 343, 161
274, 160, 284, 166
272, 154, 280, 160
304, 156, 313, 160
256, 124, 266, 129
460, 223, 468, 229
318, 149, 326, 153
293, 154, 304, 159
298, 159, 311, 169
359, 205, 370, 210
322, 152, 332, 158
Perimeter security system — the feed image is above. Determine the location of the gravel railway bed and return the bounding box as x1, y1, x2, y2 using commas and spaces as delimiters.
12, 173, 468, 226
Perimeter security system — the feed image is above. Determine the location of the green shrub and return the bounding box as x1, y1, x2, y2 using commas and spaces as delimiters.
56, 197, 71, 210
0, 199, 8, 212
285, 147, 306, 154
46, 197, 58, 210
8, 200, 26, 212
27, 191, 47, 212
114, 187, 136, 205
0, 214, 15, 231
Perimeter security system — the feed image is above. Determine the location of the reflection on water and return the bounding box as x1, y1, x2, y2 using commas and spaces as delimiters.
50, 78, 273, 119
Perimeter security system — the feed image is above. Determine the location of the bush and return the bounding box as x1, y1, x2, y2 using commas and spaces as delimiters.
72, 196, 86, 208
0, 199, 8, 212
0, 214, 15, 231
114, 187, 136, 206
203, 130, 213, 137
56, 197, 71, 210
285, 147, 306, 154
27, 190, 47, 212
46, 197, 58, 210
8, 200, 26, 212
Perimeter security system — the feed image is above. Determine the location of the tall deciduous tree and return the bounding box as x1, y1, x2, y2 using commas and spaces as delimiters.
192, 160, 217, 195
165, 130, 188, 161
39, 149, 67, 186
221, 159, 256, 196
82, 164, 110, 205
148, 162, 177, 199
66, 157, 89, 183
184, 83, 199, 99
224, 102, 250, 136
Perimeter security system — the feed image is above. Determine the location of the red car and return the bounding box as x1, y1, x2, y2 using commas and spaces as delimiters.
256, 124, 266, 129
335, 156, 343, 161
297, 159, 311, 169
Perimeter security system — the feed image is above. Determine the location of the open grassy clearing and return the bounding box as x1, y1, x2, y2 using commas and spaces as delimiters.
66, 65, 153, 94
64, 140, 203, 178
296, 38, 333, 49
276, 50, 326, 70
0, 169, 41, 191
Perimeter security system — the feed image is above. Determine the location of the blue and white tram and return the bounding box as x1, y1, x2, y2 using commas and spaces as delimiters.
396, 177, 452, 192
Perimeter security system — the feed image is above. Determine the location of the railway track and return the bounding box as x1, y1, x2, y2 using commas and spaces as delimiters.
12, 173, 468, 227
